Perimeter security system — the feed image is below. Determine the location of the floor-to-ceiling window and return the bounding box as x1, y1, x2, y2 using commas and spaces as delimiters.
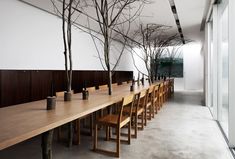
219, 5, 229, 136
207, 0, 231, 140
207, 0, 235, 148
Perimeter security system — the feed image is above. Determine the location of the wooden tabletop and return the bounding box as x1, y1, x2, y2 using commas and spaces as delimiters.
0, 82, 159, 150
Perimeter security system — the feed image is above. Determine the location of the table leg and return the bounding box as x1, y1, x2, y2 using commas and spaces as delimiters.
68, 122, 73, 147
41, 129, 54, 159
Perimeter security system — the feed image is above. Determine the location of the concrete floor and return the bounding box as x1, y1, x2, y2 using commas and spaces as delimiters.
0, 91, 233, 159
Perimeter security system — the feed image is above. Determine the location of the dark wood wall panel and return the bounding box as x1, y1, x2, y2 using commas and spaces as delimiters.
0, 70, 31, 107
0, 70, 133, 107
31, 71, 53, 101
0, 71, 1, 106
16, 71, 31, 104
53, 71, 66, 93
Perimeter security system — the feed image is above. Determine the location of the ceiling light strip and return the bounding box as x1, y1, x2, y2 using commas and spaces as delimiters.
168, 0, 185, 44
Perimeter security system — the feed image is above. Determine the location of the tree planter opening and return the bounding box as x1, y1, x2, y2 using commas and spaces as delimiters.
64, 91, 72, 101
47, 96, 56, 110
82, 90, 89, 100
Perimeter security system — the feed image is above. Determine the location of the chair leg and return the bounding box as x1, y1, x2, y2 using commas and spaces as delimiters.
116, 127, 120, 157
141, 112, 144, 130
152, 104, 155, 118
148, 106, 152, 120
144, 107, 147, 126
134, 115, 137, 138
128, 122, 131, 144
155, 101, 158, 114
158, 99, 161, 110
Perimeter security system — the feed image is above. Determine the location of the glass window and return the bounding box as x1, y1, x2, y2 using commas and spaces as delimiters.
219, 6, 229, 136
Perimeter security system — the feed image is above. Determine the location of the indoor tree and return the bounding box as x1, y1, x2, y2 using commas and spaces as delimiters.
50, 0, 82, 100
77, 0, 149, 95
127, 23, 178, 84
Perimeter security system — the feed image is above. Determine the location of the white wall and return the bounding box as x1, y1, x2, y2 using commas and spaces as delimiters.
0, 0, 134, 71
183, 42, 204, 90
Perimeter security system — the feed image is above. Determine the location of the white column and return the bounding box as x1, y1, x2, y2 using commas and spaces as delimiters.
228, 0, 235, 148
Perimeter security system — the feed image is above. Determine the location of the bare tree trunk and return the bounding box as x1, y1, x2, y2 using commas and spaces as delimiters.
108, 68, 112, 95
62, 0, 69, 92
147, 69, 152, 85
67, 0, 73, 92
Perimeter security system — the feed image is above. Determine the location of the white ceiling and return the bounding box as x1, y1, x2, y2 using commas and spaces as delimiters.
20, 0, 207, 43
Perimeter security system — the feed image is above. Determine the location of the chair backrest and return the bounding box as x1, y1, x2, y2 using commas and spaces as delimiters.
117, 82, 123, 85
136, 90, 147, 110
56, 91, 64, 97
147, 85, 155, 103
159, 83, 164, 95
87, 86, 96, 92
118, 94, 134, 125
132, 92, 141, 113
154, 85, 159, 99
164, 81, 169, 93
99, 84, 108, 90
126, 80, 132, 84
112, 83, 118, 87
56, 90, 74, 97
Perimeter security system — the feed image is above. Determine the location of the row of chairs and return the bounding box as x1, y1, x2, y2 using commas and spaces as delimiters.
93, 80, 173, 157
55, 81, 132, 145
55, 79, 174, 157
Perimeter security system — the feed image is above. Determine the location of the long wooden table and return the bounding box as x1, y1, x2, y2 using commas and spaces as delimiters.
0, 81, 164, 158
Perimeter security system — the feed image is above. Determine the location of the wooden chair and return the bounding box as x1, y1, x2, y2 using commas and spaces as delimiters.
93, 94, 134, 157
158, 83, 164, 108
153, 84, 160, 113
144, 86, 155, 125
99, 84, 108, 90
55, 91, 64, 97
123, 91, 146, 138
87, 86, 96, 92
112, 83, 118, 87
163, 81, 169, 102
117, 82, 123, 85
126, 80, 132, 84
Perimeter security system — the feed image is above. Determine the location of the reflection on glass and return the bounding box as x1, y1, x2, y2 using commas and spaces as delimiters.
220, 6, 229, 136
210, 21, 213, 110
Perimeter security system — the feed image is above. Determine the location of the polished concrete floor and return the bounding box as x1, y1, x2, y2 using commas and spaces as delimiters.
0, 91, 233, 159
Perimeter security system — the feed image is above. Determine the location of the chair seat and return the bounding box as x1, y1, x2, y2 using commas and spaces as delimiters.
123, 107, 144, 115
97, 114, 130, 128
